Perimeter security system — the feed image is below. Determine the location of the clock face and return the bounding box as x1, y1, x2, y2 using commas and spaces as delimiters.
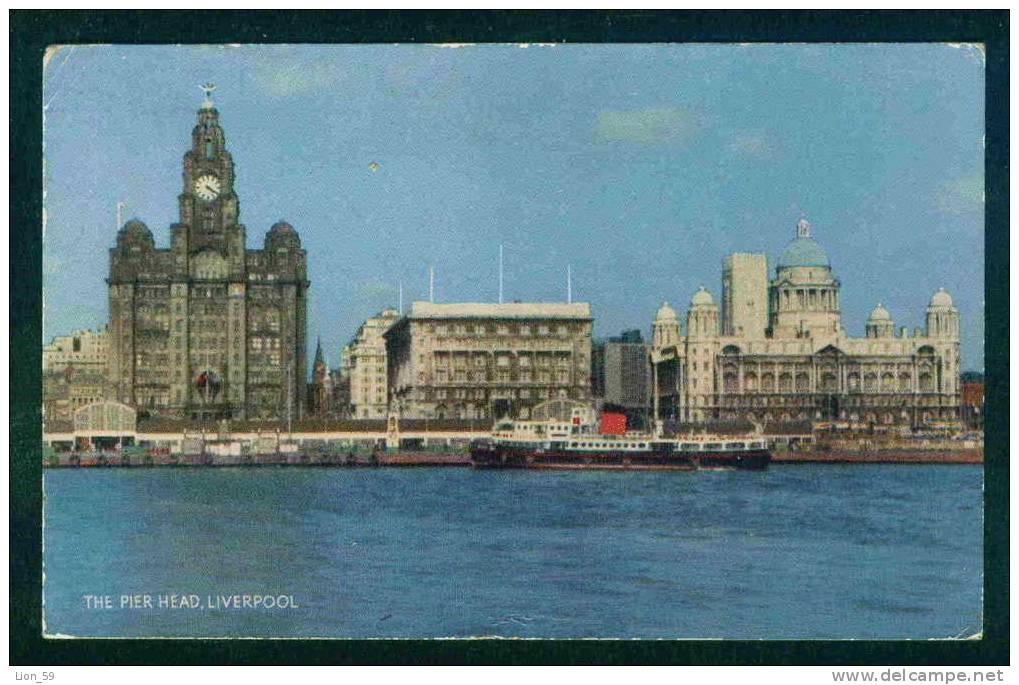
193, 174, 221, 202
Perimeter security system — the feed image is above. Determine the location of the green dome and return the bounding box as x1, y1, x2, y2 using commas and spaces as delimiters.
778, 219, 830, 268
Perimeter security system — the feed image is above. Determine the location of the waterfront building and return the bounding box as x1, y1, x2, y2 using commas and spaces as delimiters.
106, 88, 309, 420
343, 308, 400, 419
598, 330, 652, 426
43, 325, 110, 373
42, 325, 113, 427
651, 219, 961, 429
384, 301, 593, 420
960, 372, 984, 430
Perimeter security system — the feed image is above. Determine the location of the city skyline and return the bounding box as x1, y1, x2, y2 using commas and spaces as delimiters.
42, 43, 985, 370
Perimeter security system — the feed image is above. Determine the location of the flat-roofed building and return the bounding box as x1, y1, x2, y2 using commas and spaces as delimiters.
43, 325, 110, 373
602, 329, 651, 416
347, 308, 400, 419
43, 325, 113, 427
384, 301, 593, 421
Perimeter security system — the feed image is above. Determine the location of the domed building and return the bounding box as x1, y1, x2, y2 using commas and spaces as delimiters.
107, 90, 309, 421
650, 218, 961, 429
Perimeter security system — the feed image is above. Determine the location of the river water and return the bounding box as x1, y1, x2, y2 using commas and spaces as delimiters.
42, 465, 982, 639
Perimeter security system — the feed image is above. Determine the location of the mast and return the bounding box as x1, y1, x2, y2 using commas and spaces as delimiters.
567, 264, 572, 304
286, 359, 293, 436
429, 265, 435, 303
498, 244, 504, 304
652, 354, 661, 437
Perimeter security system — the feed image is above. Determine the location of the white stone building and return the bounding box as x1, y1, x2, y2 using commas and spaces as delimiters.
43, 325, 110, 373
651, 219, 961, 428
384, 301, 593, 420
346, 308, 400, 419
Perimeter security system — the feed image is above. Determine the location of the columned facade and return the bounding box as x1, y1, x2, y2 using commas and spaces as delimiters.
651, 219, 961, 429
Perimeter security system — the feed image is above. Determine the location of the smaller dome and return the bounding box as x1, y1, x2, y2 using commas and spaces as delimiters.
121, 219, 151, 237
266, 220, 301, 249
117, 218, 154, 248
690, 286, 714, 307
929, 287, 954, 308
655, 301, 677, 322
868, 303, 891, 321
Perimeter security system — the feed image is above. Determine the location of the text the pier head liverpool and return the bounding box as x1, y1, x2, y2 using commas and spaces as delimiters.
44, 94, 969, 439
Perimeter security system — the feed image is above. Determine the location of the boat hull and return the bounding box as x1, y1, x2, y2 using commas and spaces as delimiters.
469, 444, 771, 471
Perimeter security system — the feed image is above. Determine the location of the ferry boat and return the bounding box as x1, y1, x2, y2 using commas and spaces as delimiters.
469, 406, 771, 471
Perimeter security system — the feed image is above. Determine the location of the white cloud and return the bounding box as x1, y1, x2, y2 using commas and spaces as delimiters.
935, 173, 984, 215
356, 279, 396, 300
728, 131, 774, 159
253, 58, 346, 97
594, 107, 696, 144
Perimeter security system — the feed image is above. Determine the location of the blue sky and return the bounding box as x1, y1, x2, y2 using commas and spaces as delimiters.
42, 43, 985, 371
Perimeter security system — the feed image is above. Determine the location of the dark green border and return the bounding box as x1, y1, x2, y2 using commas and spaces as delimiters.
10, 10, 1009, 665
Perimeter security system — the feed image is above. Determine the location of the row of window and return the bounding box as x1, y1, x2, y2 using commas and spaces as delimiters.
432, 370, 578, 384
433, 355, 578, 369
719, 372, 935, 393
432, 323, 578, 337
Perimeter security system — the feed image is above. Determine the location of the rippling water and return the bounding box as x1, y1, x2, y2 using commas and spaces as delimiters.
42, 465, 982, 639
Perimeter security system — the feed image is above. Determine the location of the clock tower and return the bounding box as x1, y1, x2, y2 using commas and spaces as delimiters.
108, 86, 309, 422
171, 85, 246, 276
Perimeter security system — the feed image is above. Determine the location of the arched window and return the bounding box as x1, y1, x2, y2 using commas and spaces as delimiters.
820, 373, 837, 392
847, 373, 860, 393
761, 373, 774, 392
899, 373, 911, 391
778, 373, 792, 393
881, 373, 896, 392
795, 372, 809, 392
919, 373, 934, 392
863, 373, 877, 392
744, 373, 758, 392
723, 372, 738, 393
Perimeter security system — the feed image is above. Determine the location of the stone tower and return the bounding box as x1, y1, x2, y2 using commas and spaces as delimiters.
108, 87, 309, 421
309, 338, 330, 416
722, 252, 768, 338
652, 301, 680, 348
865, 303, 895, 339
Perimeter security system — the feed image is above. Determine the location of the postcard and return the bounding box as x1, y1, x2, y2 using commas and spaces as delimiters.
40, 43, 984, 640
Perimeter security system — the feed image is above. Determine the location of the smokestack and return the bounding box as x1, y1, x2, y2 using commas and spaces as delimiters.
498, 244, 504, 304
